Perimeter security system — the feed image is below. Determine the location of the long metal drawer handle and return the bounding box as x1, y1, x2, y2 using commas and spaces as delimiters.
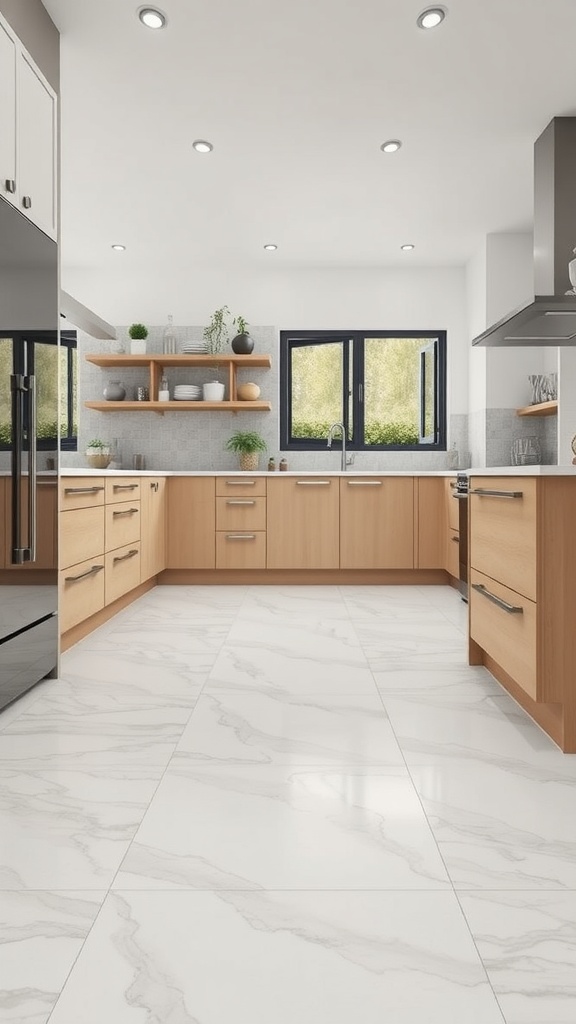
65, 564, 104, 582
113, 548, 139, 563
112, 507, 139, 517
37, 481, 57, 487
113, 483, 138, 490
65, 486, 105, 494
225, 480, 256, 485
469, 488, 523, 499
452, 493, 468, 500
296, 480, 331, 485
472, 583, 523, 614
451, 536, 459, 543
226, 533, 256, 540
347, 480, 382, 486
226, 499, 255, 505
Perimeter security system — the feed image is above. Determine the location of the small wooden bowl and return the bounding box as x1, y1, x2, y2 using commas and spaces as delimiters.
237, 382, 261, 401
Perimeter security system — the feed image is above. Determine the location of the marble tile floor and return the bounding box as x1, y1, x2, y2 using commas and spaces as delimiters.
1, 584, 576, 1022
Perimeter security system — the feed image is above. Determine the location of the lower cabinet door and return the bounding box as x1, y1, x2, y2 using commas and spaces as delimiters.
446, 529, 460, 578
340, 477, 414, 568
266, 478, 339, 569
59, 555, 105, 632
216, 531, 266, 569
105, 543, 141, 605
470, 567, 538, 700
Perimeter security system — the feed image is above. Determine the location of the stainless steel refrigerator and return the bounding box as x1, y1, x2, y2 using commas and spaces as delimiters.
0, 196, 58, 712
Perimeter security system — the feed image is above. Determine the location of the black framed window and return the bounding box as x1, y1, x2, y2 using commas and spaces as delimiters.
0, 330, 77, 451
280, 330, 447, 451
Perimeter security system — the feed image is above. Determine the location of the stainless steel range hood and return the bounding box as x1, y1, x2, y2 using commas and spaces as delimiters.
473, 117, 576, 347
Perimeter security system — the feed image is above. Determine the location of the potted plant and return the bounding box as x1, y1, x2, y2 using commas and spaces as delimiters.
128, 322, 148, 354
203, 306, 230, 400
225, 430, 267, 471
86, 438, 111, 469
231, 314, 254, 354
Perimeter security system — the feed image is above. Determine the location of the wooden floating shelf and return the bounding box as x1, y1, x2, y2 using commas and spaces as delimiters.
85, 354, 272, 368
85, 400, 272, 415
516, 400, 558, 418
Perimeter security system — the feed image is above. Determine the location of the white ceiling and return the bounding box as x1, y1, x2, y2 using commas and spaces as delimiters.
43, 0, 576, 281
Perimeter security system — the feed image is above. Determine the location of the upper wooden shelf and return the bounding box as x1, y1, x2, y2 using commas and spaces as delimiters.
85, 353, 272, 368
516, 400, 558, 418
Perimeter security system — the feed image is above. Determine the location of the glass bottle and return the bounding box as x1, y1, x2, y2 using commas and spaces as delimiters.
163, 314, 177, 355
158, 375, 170, 402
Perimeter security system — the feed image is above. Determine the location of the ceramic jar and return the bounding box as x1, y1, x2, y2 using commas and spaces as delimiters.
203, 381, 225, 401
103, 380, 126, 401
231, 333, 254, 354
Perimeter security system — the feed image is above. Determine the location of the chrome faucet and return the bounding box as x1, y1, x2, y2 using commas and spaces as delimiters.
327, 421, 347, 471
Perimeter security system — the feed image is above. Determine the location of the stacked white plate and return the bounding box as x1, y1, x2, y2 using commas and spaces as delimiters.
173, 384, 202, 401
182, 343, 208, 354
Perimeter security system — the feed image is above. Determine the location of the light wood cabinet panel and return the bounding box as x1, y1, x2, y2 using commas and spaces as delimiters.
470, 567, 537, 700
216, 496, 266, 532
60, 478, 106, 510
167, 477, 216, 568
60, 506, 104, 569
446, 476, 459, 532
340, 477, 414, 569
105, 543, 141, 605
4, 478, 56, 570
470, 476, 537, 601
105, 500, 140, 552
216, 477, 266, 497
105, 478, 141, 504
59, 556, 105, 633
446, 530, 460, 579
267, 478, 339, 569
417, 477, 444, 568
140, 478, 167, 582
216, 531, 266, 569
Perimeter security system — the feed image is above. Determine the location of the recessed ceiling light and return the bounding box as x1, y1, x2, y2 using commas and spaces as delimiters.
192, 139, 213, 153
417, 6, 447, 29
138, 7, 167, 29
111, 244, 126, 251
401, 244, 415, 251
380, 139, 402, 153
263, 244, 277, 251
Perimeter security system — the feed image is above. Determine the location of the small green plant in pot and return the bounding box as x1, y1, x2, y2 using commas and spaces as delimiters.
128, 322, 148, 354
86, 438, 111, 469
225, 430, 266, 471
231, 314, 254, 354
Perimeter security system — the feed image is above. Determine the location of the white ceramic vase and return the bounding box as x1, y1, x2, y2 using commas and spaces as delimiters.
203, 381, 225, 401
130, 339, 147, 354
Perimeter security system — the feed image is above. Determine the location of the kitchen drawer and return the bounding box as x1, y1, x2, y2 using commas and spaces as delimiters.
60, 506, 105, 568
216, 477, 266, 497
469, 476, 537, 600
105, 477, 141, 503
446, 529, 460, 578
470, 567, 537, 700
446, 477, 460, 533
60, 477, 105, 510
105, 500, 141, 552
216, 496, 266, 532
59, 555, 105, 633
216, 531, 266, 569
105, 542, 141, 605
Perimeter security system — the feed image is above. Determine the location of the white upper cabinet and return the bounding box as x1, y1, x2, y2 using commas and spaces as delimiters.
0, 14, 57, 240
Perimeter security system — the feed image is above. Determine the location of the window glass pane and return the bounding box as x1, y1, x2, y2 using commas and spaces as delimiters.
0, 338, 12, 446
364, 337, 432, 446
71, 346, 78, 436
420, 343, 436, 442
34, 342, 59, 442
291, 341, 343, 439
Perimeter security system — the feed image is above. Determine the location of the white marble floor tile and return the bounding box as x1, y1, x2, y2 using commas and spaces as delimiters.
373, 666, 501, 696
460, 890, 576, 1024
0, 678, 54, 731
239, 586, 351, 622
114, 765, 450, 891
83, 620, 231, 655
383, 693, 572, 769
0, 890, 103, 1024
356, 620, 468, 671
411, 760, 576, 889
47, 890, 505, 1024
59, 647, 212, 698
18, 679, 199, 715
121, 584, 249, 621
205, 643, 378, 695
226, 615, 365, 652
174, 692, 404, 766
0, 766, 163, 889
0, 702, 191, 767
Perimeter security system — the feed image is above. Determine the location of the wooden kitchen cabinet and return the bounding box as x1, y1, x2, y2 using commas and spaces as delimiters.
140, 477, 167, 581
167, 477, 216, 568
469, 476, 537, 601
340, 477, 414, 569
416, 477, 445, 568
266, 477, 339, 569
59, 555, 105, 633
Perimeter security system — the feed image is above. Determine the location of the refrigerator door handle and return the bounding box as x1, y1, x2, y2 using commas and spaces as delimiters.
10, 373, 36, 564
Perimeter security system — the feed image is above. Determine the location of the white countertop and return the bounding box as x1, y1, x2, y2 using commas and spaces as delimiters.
59, 468, 459, 478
